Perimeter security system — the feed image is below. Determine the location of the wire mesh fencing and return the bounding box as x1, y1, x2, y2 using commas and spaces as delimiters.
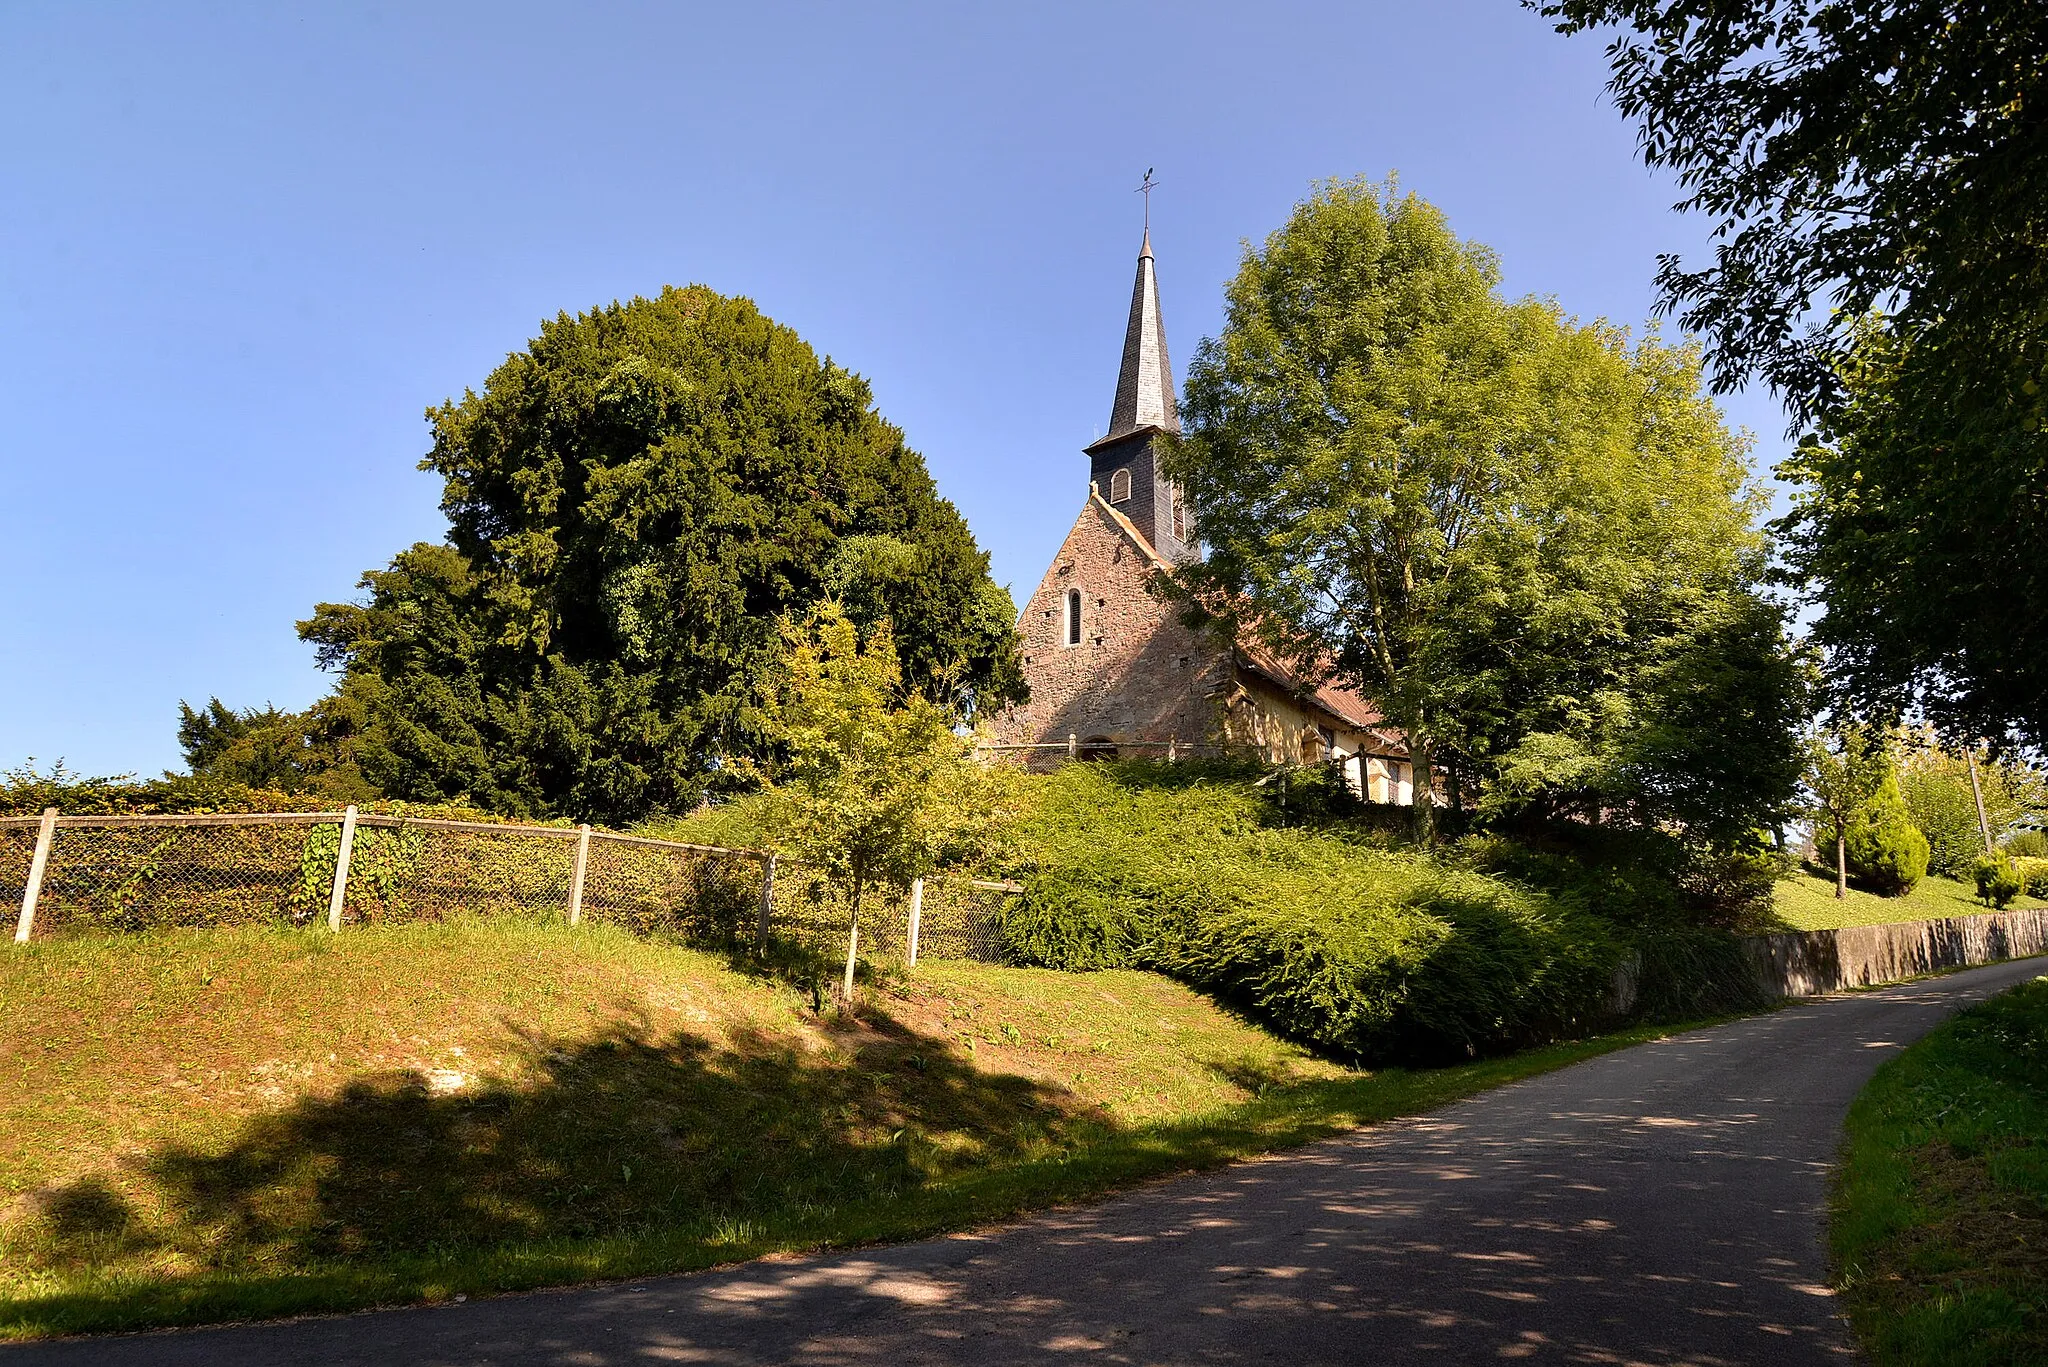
916, 878, 1017, 963
1, 814, 330, 934
579, 834, 760, 942
764, 863, 914, 969
335, 818, 580, 925
3, 809, 1013, 966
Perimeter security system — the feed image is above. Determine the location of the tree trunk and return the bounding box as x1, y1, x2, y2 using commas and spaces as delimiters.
1409, 738, 1437, 847
841, 871, 862, 1003
1835, 831, 1847, 900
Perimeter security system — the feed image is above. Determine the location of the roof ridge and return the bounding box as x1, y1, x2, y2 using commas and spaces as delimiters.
1088, 484, 1172, 571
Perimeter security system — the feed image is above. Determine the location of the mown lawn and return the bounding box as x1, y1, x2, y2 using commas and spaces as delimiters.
1834, 975, 2048, 1366
1772, 867, 2041, 932
0, 921, 1694, 1340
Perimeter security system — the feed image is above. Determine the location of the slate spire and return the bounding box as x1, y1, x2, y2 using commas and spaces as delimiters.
1103, 228, 1178, 440
1085, 224, 1193, 563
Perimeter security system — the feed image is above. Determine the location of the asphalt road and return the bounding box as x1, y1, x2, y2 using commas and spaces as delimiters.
12, 956, 2044, 1367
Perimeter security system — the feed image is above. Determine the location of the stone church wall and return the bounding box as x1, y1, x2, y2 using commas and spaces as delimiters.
994, 497, 1230, 751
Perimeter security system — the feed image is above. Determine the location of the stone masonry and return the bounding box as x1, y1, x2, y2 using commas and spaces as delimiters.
994, 490, 1228, 751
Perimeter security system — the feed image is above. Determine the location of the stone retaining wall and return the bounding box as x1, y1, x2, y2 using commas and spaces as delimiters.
1743, 907, 2048, 998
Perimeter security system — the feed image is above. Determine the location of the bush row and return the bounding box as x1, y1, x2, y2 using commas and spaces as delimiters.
0, 767, 550, 825
989, 761, 1759, 1065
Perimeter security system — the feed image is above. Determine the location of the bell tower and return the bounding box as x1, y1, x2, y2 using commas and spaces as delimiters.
1084, 228, 1195, 562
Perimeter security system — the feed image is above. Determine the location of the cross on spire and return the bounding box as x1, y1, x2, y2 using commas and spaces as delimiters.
1135, 167, 1159, 233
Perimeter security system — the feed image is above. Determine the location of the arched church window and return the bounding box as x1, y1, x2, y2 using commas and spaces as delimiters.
1109, 467, 1132, 503
1171, 494, 1186, 541
1064, 588, 1082, 646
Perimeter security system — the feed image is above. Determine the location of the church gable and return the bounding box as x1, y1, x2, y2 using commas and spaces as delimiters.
994, 493, 1228, 750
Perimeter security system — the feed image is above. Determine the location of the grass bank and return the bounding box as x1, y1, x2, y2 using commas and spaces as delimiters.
1769, 873, 2039, 934
1833, 975, 2048, 1366
1, 921, 1701, 1340
1773, 866, 2044, 932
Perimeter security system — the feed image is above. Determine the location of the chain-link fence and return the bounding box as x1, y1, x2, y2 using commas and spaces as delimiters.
1, 809, 1012, 965
917, 877, 1016, 963
759, 866, 1014, 967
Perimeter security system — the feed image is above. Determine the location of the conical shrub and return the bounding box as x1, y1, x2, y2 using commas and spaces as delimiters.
1846, 772, 1931, 896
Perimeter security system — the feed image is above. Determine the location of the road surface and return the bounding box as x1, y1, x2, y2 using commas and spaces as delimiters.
10, 955, 2042, 1366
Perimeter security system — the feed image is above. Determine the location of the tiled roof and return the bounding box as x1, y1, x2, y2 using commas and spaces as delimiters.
1088, 489, 1406, 753
1233, 639, 1397, 740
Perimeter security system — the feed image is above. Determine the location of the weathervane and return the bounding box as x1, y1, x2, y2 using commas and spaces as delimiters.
1135, 167, 1159, 232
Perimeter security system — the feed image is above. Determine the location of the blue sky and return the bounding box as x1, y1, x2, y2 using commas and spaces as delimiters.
0, 1, 1791, 778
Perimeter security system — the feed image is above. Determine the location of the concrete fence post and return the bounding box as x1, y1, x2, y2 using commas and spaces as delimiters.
1167, 736, 1178, 763
1067, 733, 1078, 760
327, 805, 358, 933
906, 877, 924, 968
568, 824, 593, 926
842, 903, 861, 1001
13, 808, 58, 945
757, 853, 777, 944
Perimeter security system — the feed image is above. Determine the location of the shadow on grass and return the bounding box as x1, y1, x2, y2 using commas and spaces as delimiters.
0, 1006, 1729, 1341
10, 1007, 1096, 1283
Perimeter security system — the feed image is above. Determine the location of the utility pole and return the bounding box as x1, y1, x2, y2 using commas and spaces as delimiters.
1966, 746, 1996, 856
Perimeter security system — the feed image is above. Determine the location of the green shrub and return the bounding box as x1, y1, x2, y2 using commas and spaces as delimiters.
1152, 868, 1624, 1064
1973, 855, 2024, 909
2006, 829, 2048, 859
989, 762, 1768, 1064
1458, 822, 1784, 929
1846, 774, 1931, 895
1630, 929, 1775, 1019
1901, 763, 1993, 878
2017, 856, 2048, 900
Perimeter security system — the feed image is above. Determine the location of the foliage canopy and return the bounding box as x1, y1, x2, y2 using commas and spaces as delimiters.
1533, 0, 2046, 421
1536, 0, 2048, 750
1777, 325, 2048, 749
294, 287, 1023, 824
1163, 180, 1804, 846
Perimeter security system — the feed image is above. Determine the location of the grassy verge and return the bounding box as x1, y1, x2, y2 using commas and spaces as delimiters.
1772, 867, 2042, 932
1833, 974, 2048, 1366
1, 921, 1708, 1339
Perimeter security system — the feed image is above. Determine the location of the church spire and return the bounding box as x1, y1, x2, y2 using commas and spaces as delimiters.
1085, 215, 1193, 563
1103, 227, 1178, 441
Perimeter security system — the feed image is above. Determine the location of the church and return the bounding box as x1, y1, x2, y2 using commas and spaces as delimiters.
991, 229, 1421, 805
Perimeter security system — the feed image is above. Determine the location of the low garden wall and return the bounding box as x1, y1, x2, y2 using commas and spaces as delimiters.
1743, 908, 2048, 998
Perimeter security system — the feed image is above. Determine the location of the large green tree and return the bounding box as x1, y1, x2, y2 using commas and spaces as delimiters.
1777, 324, 2048, 748
300, 286, 1024, 824
1535, 0, 2048, 748
1163, 180, 1805, 844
